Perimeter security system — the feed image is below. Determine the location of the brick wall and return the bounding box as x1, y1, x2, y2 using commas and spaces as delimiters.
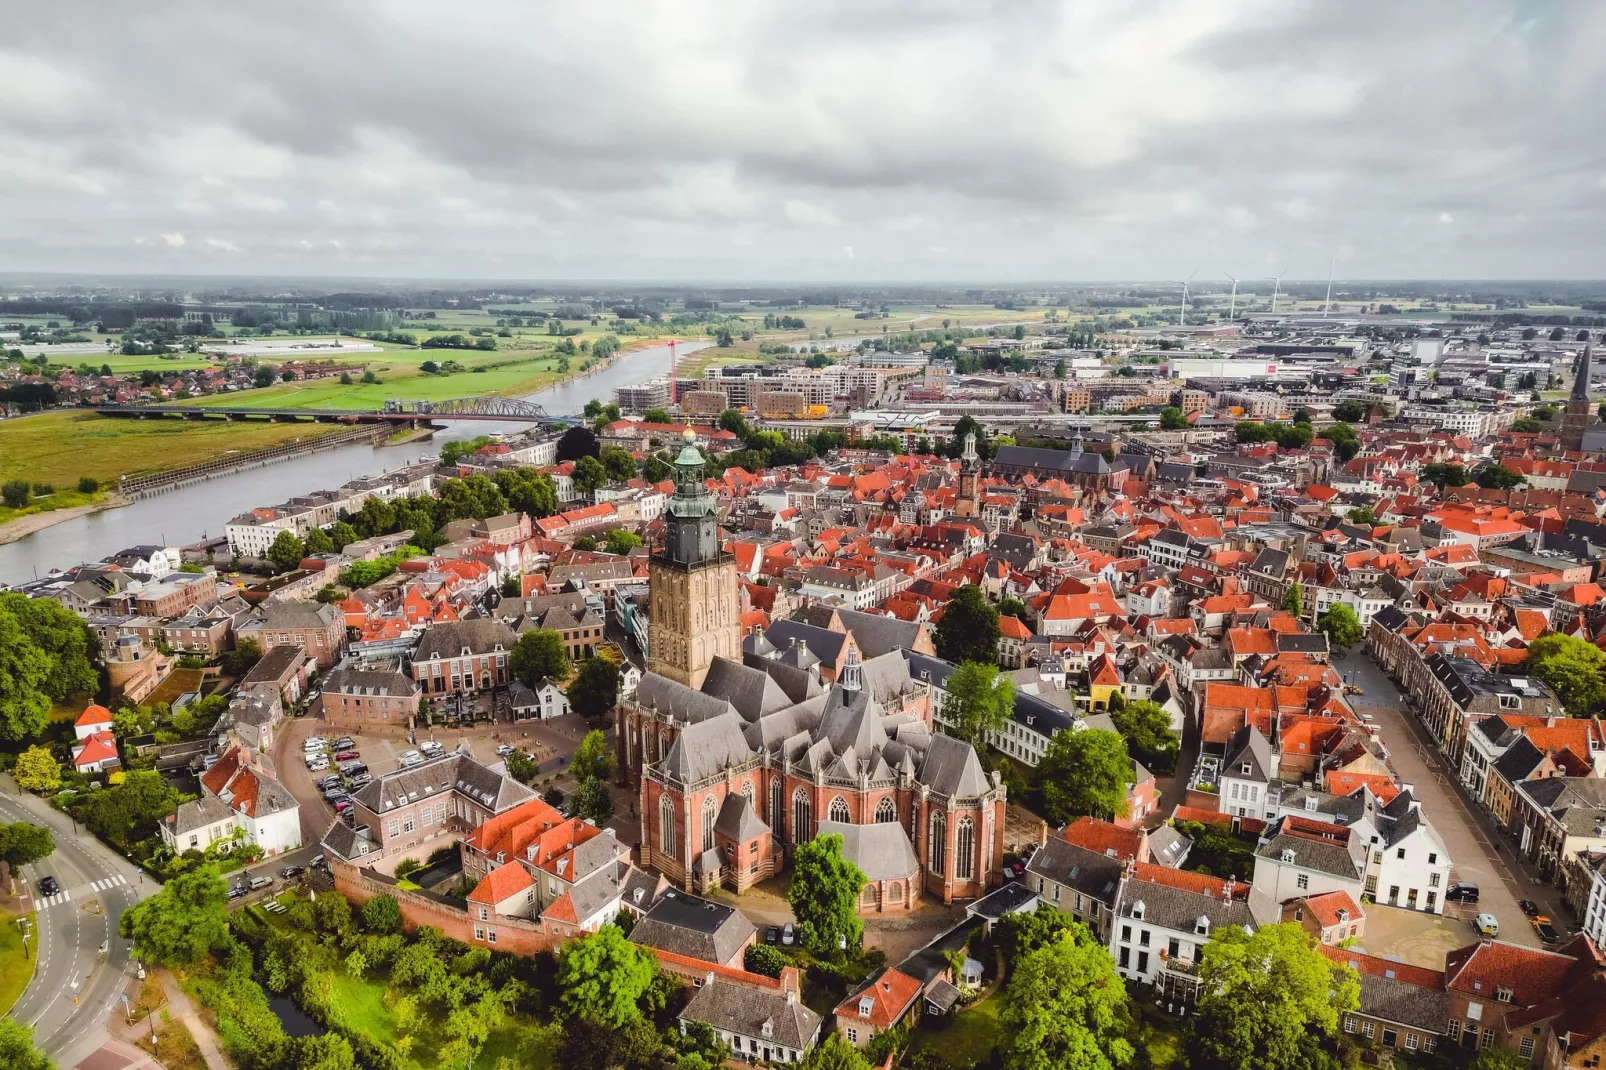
330, 857, 557, 956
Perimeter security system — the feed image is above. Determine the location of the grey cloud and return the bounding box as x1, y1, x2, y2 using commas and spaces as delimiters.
1, 0, 1603, 280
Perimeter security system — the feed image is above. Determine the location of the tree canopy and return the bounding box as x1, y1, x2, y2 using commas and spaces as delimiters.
799, 1033, 874, 1070
0, 591, 99, 741
999, 925, 1133, 1070
0, 822, 54, 869
1110, 699, 1180, 774
943, 661, 1015, 755
1317, 603, 1362, 650
557, 924, 663, 1027
1159, 406, 1188, 430
12, 745, 61, 793
0, 1019, 54, 1070
72, 768, 184, 844
567, 656, 620, 720
934, 585, 1001, 665
267, 530, 306, 572
1281, 582, 1303, 618
1189, 922, 1359, 1070
1524, 633, 1606, 716
119, 863, 231, 965
787, 832, 867, 955
1036, 728, 1133, 824
510, 629, 570, 686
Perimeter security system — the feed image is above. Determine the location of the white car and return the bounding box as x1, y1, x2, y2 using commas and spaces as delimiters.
399, 750, 423, 766
306, 757, 329, 771
420, 741, 444, 754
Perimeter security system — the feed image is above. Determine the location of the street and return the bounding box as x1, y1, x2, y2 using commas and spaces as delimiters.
0, 778, 153, 1068
1343, 651, 1555, 949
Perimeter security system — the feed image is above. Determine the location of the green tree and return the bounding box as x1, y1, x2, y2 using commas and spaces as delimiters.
1346, 506, 1375, 526
1476, 463, 1526, 490
1324, 421, 1362, 462
640, 408, 672, 424
557, 924, 662, 1027
1281, 581, 1303, 618
1109, 699, 1180, 772
295, 1035, 359, 1070
0, 593, 98, 741
1189, 923, 1358, 1070
569, 779, 613, 825
119, 863, 229, 965
1036, 729, 1133, 823
799, 1033, 874, 1070
572, 455, 608, 497
267, 530, 306, 571
2, 479, 31, 508
999, 926, 1133, 1070
77, 475, 98, 494
1524, 633, 1606, 716
505, 748, 538, 785
1331, 399, 1367, 422
1159, 406, 1188, 430
1510, 417, 1543, 433
0, 1019, 54, 1070
567, 656, 620, 720
1470, 1049, 1534, 1070
934, 585, 1002, 665
1053, 359, 1067, 380
997, 597, 1034, 629
943, 661, 1015, 754
12, 746, 61, 793
0, 822, 54, 869
604, 529, 642, 555
362, 894, 403, 934
995, 903, 1076, 966
599, 447, 640, 483
743, 943, 789, 977
570, 728, 613, 784
328, 520, 359, 549
74, 769, 182, 844
1318, 604, 1362, 650
718, 408, 748, 437
787, 832, 866, 955
1421, 463, 1467, 487
510, 629, 570, 686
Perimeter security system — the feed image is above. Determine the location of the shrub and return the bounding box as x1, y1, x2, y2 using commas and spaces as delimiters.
363, 893, 403, 934
1, 480, 29, 508
77, 476, 98, 493
744, 943, 789, 977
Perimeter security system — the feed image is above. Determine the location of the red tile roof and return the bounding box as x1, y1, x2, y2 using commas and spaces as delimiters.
837, 968, 924, 1029
75, 704, 114, 729
1062, 817, 1145, 862
468, 861, 535, 905
1444, 940, 1576, 1007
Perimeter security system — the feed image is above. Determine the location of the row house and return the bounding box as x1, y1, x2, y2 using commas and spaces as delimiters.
410, 619, 518, 696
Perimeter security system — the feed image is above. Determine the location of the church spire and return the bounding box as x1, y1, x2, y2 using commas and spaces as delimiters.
1572, 343, 1594, 403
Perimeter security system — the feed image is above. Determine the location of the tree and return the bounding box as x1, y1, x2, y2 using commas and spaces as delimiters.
572, 455, 608, 498
0, 593, 98, 741
77, 475, 98, 494
267, 530, 306, 571
510, 629, 569, 686
934, 585, 1001, 665
743, 943, 789, 977
0, 822, 54, 869
505, 748, 538, 784
604, 529, 642, 555
1324, 421, 1362, 462
119, 863, 230, 965
999, 926, 1133, 1070
362, 894, 403, 934
567, 656, 619, 720
1511, 417, 1543, 433
1476, 463, 1525, 490
1281, 582, 1303, 618
304, 527, 334, 555
1346, 506, 1376, 526
12, 746, 61, 793
570, 728, 613, 784
1036, 729, 1133, 824
787, 832, 866, 955
327, 520, 359, 549
1189, 923, 1358, 1070
73, 769, 181, 844
599, 446, 639, 483
222, 636, 262, 676
1524, 633, 1606, 716
1422, 463, 1467, 487
944, 662, 1015, 754
1109, 699, 1180, 773
0, 1019, 54, 1070
799, 1033, 873, 1070
1331, 399, 1367, 422
1159, 406, 1188, 430
1470, 1049, 1534, 1070
569, 779, 614, 825
1318, 604, 1362, 650
556, 425, 599, 462
1053, 359, 1066, 379
557, 924, 662, 1027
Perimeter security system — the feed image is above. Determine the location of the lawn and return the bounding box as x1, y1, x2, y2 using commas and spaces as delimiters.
216, 355, 571, 411
0, 908, 37, 1016
905, 994, 1003, 1069
322, 969, 551, 1070
0, 409, 351, 488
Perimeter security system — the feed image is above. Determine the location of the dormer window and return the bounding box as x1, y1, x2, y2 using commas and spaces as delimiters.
1132, 900, 1145, 920
1281, 849, 1296, 864
761, 1019, 774, 1039
859, 997, 874, 1017
1194, 916, 1209, 936
1496, 986, 1514, 1003
1304, 797, 1319, 812
1240, 763, 1252, 775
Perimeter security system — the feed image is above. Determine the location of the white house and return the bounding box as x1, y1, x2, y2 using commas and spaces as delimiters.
1351, 788, 1453, 914
679, 979, 821, 1065
511, 680, 571, 721
166, 747, 302, 857
1248, 814, 1367, 926
73, 704, 115, 741
1583, 856, 1606, 949
1109, 865, 1256, 1003
1219, 725, 1277, 821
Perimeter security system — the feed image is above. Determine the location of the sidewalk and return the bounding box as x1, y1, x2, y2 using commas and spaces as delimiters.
156, 970, 230, 1070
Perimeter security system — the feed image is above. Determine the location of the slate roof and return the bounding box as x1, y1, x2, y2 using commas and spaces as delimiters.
661, 712, 757, 784
353, 752, 532, 815
1223, 725, 1274, 785
413, 618, 518, 660
631, 888, 757, 966
680, 980, 821, 1051
765, 618, 846, 666
714, 792, 770, 842
836, 608, 923, 659
702, 657, 795, 721
635, 672, 738, 724
1025, 837, 1122, 905
817, 820, 920, 882
919, 733, 989, 798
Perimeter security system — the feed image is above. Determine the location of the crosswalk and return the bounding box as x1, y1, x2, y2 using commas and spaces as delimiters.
37, 874, 129, 910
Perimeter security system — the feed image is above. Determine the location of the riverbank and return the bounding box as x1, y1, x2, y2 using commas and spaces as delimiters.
0, 497, 121, 547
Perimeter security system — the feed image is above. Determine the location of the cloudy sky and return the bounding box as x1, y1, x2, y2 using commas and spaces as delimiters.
2, 0, 1603, 282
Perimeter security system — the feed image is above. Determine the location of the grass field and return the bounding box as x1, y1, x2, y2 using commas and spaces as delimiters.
324, 971, 552, 1070
0, 409, 350, 488
906, 992, 1003, 1068
0, 908, 37, 1016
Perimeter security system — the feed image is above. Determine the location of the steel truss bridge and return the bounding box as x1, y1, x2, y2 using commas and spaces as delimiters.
92, 397, 576, 425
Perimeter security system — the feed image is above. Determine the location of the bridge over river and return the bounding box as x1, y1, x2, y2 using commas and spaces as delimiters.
91, 396, 580, 425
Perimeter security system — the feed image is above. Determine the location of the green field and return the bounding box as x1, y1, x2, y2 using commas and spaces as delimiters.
0, 410, 350, 489
0, 908, 36, 1016
213, 355, 572, 411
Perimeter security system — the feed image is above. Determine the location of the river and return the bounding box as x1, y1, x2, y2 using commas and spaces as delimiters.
0, 339, 710, 583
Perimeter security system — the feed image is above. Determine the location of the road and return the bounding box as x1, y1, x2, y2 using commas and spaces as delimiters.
0, 779, 153, 1067
1343, 651, 1556, 948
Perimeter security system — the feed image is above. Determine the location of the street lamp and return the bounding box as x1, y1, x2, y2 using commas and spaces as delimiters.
16, 916, 30, 960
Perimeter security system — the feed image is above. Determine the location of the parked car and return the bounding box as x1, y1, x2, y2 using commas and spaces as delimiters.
320, 775, 343, 789
420, 740, 444, 755
309, 855, 325, 869
334, 800, 354, 815
765, 926, 780, 945
1519, 899, 1540, 917
304, 737, 327, 749
348, 774, 373, 789
280, 865, 305, 879
306, 758, 329, 771
339, 761, 367, 777
334, 749, 359, 762
248, 875, 274, 891
1446, 883, 1480, 904
782, 923, 795, 946
399, 750, 423, 767
496, 744, 515, 757
1533, 917, 1560, 944
228, 884, 248, 900
334, 737, 356, 750
1474, 913, 1499, 937
38, 875, 59, 897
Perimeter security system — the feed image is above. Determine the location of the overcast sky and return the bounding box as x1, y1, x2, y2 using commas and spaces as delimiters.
3, 1, 1604, 283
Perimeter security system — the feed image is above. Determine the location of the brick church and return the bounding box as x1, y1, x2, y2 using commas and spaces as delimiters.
616, 432, 1008, 912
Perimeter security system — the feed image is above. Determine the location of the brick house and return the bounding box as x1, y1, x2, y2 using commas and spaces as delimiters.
318, 667, 421, 735
834, 968, 924, 1049
240, 601, 345, 670
410, 619, 518, 697
1443, 939, 1576, 1059
1324, 945, 1448, 1057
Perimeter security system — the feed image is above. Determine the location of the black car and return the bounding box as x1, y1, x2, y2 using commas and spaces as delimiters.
1445, 883, 1480, 904
37, 875, 59, 897
1519, 899, 1540, 917
228, 884, 248, 900
765, 926, 780, 945
280, 865, 305, 879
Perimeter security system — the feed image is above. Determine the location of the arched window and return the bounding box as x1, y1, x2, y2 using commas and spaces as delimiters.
793, 789, 812, 843
659, 795, 676, 858
741, 780, 755, 801
875, 798, 896, 824
929, 810, 947, 877
701, 795, 718, 852
770, 779, 785, 845
956, 817, 975, 881
829, 796, 850, 823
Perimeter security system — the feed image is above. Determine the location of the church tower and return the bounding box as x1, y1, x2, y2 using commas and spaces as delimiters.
648, 430, 741, 688
953, 432, 983, 519
1560, 343, 1594, 454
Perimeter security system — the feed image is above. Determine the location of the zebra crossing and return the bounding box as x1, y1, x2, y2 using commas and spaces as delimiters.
36, 873, 129, 910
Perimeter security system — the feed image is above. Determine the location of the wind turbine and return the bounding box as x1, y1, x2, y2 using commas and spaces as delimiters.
1222, 271, 1240, 319
1179, 269, 1198, 328
1266, 270, 1288, 314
